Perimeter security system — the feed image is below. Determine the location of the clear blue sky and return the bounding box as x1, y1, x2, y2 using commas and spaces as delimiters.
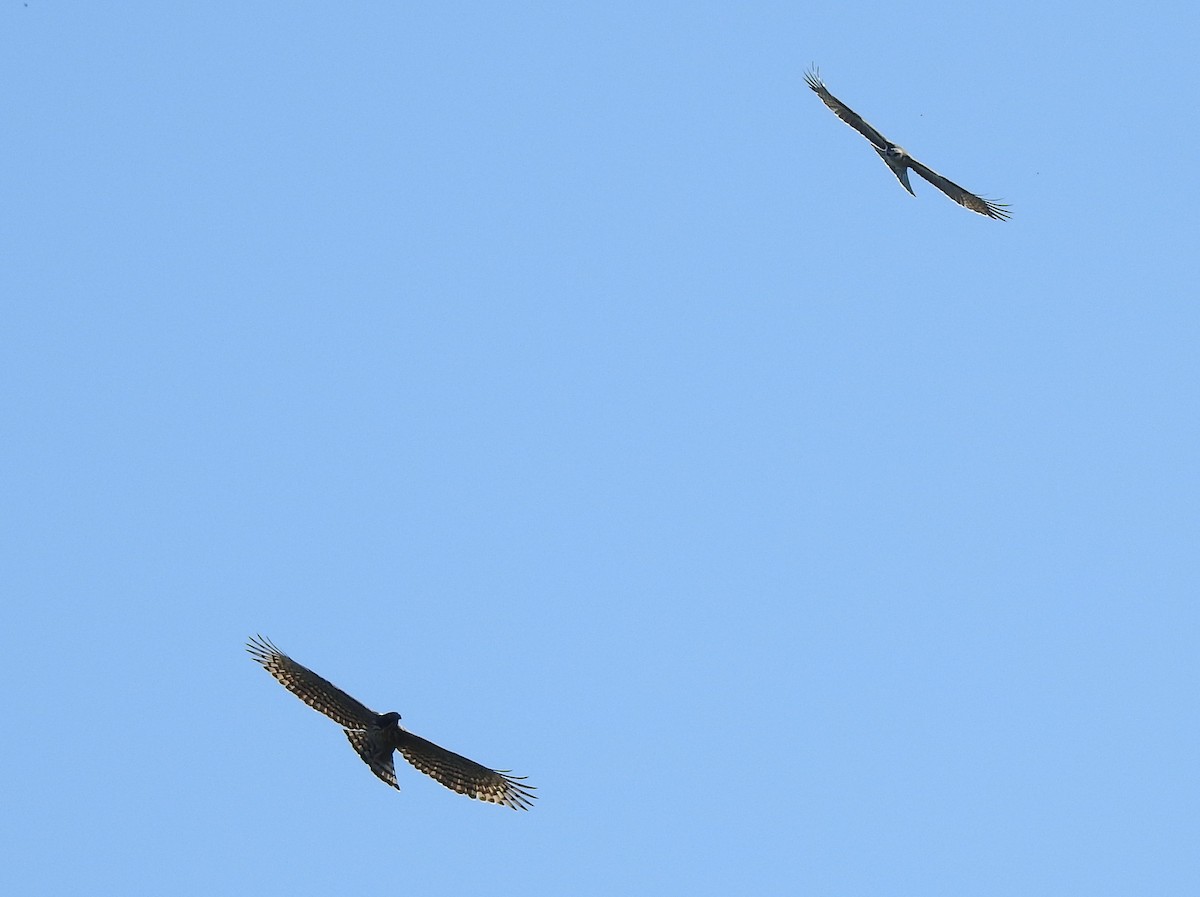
3, 3, 1197, 895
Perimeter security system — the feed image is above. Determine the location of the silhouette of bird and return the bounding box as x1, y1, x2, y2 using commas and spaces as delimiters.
805, 67, 1010, 220
247, 635, 536, 809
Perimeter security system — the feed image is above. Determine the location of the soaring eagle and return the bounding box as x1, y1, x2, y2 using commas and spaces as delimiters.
247, 635, 536, 809
805, 67, 1010, 220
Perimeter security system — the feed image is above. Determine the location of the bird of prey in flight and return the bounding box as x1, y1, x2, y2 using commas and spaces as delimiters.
247, 635, 536, 809
805, 67, 1010, 220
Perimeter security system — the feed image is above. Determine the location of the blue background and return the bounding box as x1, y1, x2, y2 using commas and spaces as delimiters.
3, 3, 1197, 895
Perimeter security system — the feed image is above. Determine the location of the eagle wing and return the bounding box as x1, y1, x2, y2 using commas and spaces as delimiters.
805, 67, 892, 150
247, 635, 379, 730
905, 157, 1011, 220
393, 729, 538, 811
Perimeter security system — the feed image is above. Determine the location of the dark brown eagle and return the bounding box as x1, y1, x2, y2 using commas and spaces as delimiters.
805, 67, 1010, 220
247, 635, 536, 809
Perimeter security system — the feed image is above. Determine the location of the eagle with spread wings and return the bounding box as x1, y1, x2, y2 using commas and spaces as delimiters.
247, 635, 536, 809
805, 67, 1010, 220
